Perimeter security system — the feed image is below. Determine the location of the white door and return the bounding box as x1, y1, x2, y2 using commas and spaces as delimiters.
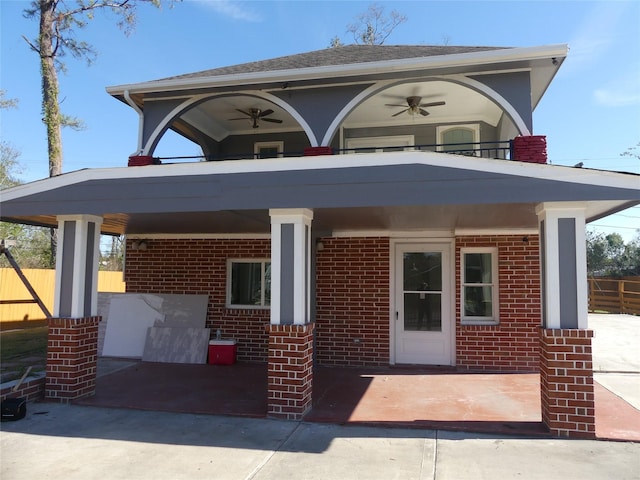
394, 243, 452, 365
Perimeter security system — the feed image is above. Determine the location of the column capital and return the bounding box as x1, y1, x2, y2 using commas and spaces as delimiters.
535, 202, 587, 218
269, 208, 313, 225
56, 214, 103, 226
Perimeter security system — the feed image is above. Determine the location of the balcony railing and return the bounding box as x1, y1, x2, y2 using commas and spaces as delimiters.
155, 140, 514, 164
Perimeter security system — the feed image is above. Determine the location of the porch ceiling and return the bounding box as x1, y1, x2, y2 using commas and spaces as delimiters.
2, 152, 638, 236
158, 79, 504, 142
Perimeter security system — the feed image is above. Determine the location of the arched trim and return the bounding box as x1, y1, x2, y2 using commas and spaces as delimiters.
321, 76, 531, 146
141, 92, 317, 156
442, 74, 531, 136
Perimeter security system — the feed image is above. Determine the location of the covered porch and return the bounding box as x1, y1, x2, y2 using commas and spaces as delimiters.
2, 151, 639, 439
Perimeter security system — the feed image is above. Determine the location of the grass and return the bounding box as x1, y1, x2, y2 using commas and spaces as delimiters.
0, 327, 48, 384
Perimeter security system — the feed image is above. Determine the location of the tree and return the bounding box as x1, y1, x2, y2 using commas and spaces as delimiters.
100, 235, 125, 271
22, 0, 163, 178
346, 3, 407, 46
621, 142, 640, 160
1, 91, 54, 268
586, 231, 640, 277
1, 91, 22, 190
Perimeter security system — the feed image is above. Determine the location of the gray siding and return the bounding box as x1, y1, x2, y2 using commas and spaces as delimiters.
217, 131, 311, 159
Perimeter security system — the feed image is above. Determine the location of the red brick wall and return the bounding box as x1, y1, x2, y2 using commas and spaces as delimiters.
512, 135, 547, 164
540, 328, 595, 438
456, 235, 541, 372
0, 376, 45, 403
46, 316, 99, 401
125, 239, 271, 363
267, 323, 315, 419
315, 237, 390, 366
126, 235, 541, 371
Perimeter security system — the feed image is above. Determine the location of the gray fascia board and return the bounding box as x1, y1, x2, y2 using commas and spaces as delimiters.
2, 164, 638, 220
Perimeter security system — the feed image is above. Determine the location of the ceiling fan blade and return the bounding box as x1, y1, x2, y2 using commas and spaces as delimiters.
261, 117, 283, 123
392, 109, 408, 117
419, 101, 445, 108
235, 109, 253, 117
419, 108, 430, 116
228, 117, 249, 121
385, 103, 408, 108
258, 109, 274, 117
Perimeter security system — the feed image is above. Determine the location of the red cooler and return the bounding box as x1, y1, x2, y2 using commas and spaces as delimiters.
208, 339, 237, 365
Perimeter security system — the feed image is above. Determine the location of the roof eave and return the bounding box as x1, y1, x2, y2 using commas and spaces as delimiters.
106, 44, 569, 97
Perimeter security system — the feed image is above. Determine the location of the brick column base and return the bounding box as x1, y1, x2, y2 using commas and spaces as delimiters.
303, 146, 333, 156
46, 316, 99, 402
267, 323, 315, 420
540, 328, 595, 438
512, 135, 547, 163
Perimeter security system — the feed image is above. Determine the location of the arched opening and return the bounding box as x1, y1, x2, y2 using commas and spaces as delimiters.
324, 78, 530, 158
141, 93, 315, 160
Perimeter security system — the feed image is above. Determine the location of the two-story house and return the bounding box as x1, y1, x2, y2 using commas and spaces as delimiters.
2, 44, 638, 437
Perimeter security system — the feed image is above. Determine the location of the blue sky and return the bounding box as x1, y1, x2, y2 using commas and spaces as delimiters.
1, 0, 639, 240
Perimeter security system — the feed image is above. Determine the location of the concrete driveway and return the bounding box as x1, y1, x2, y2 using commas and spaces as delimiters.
590, 314, 640, 410
1, 403, 639, 480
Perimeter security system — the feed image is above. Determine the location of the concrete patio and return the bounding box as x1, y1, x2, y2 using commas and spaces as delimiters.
72, 314, 640, 441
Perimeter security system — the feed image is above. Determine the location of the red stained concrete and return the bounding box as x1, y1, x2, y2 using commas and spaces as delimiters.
75, 362, 640, 441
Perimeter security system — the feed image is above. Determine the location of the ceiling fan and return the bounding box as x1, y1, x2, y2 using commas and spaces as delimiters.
385, 96, 446, 117
228, 108, 283, 128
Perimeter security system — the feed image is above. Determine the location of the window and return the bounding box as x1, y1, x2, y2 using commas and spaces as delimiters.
345, 135, 415, 153
227, 259, 271, 308
254, 141, 283, 159
437, 124, 480, 156
461, 248, 498, 324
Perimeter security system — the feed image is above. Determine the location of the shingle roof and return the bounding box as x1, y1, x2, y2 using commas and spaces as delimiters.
159, 45, 510, 81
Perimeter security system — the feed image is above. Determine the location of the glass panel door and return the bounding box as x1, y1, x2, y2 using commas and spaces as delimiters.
395, 243, 452, 365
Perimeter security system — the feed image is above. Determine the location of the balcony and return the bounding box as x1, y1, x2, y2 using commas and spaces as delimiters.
143, 139, 543, 166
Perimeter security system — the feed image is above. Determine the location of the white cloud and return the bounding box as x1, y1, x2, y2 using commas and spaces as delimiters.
195, 0, 262, 22
594, 72, 640, 107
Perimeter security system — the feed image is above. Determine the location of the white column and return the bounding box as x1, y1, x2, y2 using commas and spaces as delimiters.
54, 214, 103, 318
269, 208, 313, 325
536, 203, 588, 329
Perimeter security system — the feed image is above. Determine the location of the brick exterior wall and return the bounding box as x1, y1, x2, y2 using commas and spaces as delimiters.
456, 235, 541, 372
315, 237, 390, 366
540, 328, 595, 438
125, 235, 541, 372
267, 323, 315, 419
125, 239, 271, 363
46, 316, 99, 401
1, 376, 45, 403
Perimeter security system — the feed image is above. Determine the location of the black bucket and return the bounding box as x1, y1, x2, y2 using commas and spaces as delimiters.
1, 398, 27, 421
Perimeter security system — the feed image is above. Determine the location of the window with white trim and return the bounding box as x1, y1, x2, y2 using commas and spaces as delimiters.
345, 135, 414, 153
227, 259, 271, 308
461, 248, 499, 324
437, 124, 480, 156
254, 141, 283, 159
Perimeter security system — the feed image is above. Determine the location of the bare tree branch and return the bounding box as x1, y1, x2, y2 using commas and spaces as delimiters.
346, 3, 407, 46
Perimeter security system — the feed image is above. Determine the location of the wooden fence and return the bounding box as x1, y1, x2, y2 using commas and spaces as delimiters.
588, 277, 640, 316
0, 268, 125, 322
